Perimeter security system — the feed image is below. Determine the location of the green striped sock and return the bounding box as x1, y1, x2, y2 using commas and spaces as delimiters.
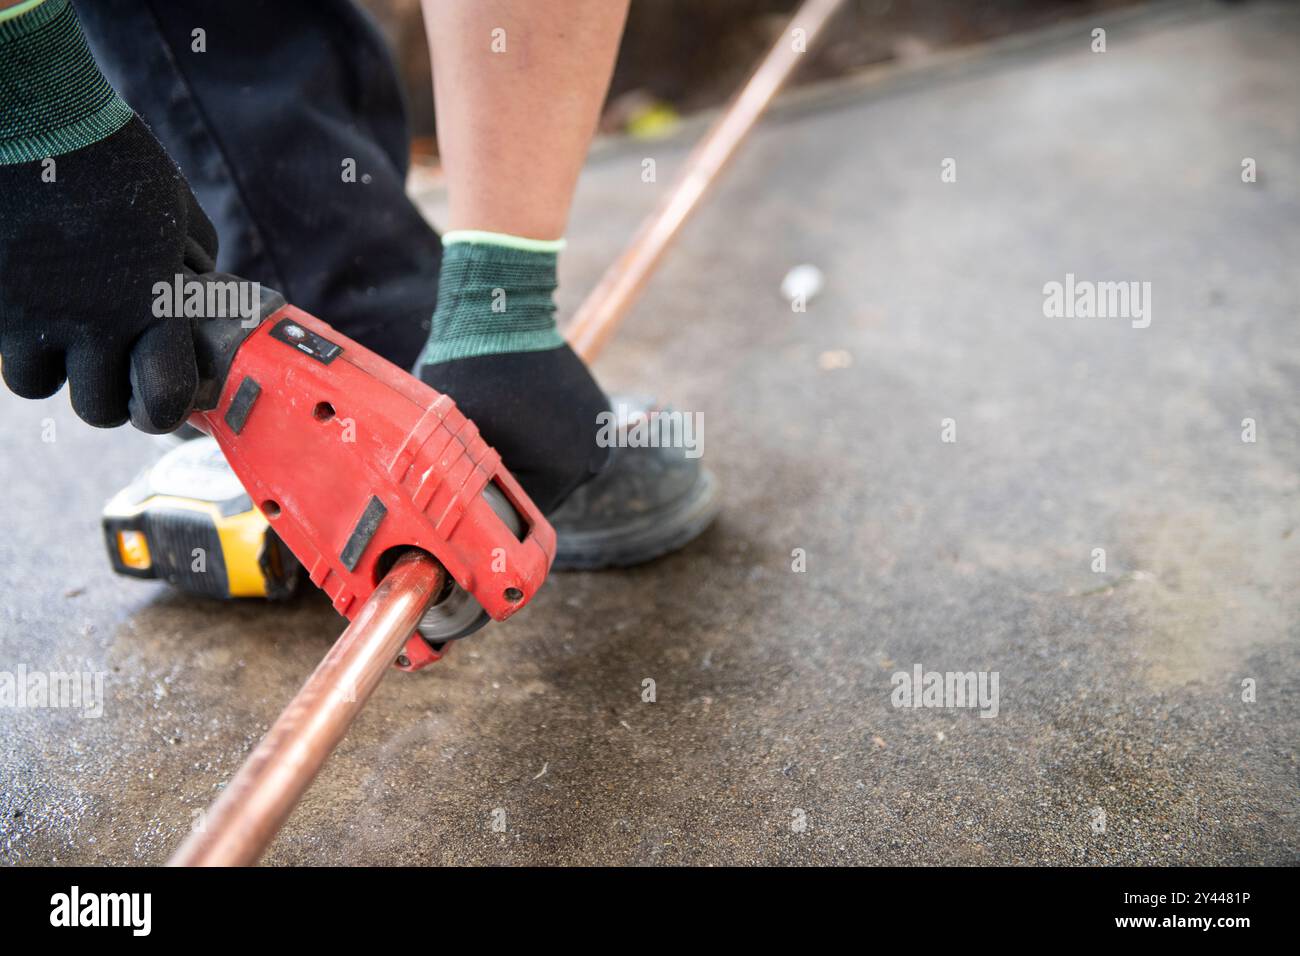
418, 231, 568, 367
0, 0, 132, 165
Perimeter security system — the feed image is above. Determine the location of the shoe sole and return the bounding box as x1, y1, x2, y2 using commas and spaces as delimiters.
551, 468, 721, 571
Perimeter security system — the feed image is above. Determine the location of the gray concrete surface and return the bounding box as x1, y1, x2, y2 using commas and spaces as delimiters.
2, 1, 1297, 865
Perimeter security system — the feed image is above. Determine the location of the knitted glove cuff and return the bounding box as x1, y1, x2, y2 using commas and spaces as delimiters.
0, 0, 131, 165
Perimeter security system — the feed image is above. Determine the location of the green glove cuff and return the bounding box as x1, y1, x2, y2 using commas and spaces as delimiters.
0, 0, 132, 165
419, 237, 567, 366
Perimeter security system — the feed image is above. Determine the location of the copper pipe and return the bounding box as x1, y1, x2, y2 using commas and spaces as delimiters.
566, 0, 847, 362
168, 0, 843, 865
169, 552, 445, 866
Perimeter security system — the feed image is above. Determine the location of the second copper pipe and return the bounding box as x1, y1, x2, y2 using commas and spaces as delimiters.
567, 0, 847, 362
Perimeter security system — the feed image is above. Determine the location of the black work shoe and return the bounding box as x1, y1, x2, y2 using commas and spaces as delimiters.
549, 396, 720, 571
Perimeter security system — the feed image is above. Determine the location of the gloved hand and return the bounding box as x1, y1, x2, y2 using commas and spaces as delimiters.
0, 0, 218, 432
415, 234, 611, 514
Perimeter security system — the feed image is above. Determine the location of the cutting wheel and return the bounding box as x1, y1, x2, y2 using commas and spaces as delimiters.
415, 482, 523, 644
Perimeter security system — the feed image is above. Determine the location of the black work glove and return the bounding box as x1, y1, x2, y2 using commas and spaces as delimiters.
420, 346, 612, 515
0, 0, 217, 432
0, 115, 218, 432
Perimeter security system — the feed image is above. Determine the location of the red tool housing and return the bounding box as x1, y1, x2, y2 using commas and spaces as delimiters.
190, 305, 555, 671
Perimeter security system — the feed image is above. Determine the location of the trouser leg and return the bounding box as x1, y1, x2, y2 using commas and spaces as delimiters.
77, 0, 440, 368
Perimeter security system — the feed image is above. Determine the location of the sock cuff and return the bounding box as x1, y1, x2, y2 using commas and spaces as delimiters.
0, 0, 132, 165
442, 229, 566, 254
0, 0, 48, 26
419, 237, 566, 366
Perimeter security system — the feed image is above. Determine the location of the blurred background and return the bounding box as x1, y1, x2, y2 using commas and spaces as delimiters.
362, 0, 1144, 160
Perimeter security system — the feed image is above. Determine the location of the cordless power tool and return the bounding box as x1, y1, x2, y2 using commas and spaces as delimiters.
103, 281, 555, 671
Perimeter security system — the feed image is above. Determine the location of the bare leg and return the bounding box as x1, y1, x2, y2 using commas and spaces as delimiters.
421, 0, 630, 240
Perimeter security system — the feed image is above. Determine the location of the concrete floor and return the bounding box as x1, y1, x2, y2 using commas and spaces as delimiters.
2, 1, 1297, 865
